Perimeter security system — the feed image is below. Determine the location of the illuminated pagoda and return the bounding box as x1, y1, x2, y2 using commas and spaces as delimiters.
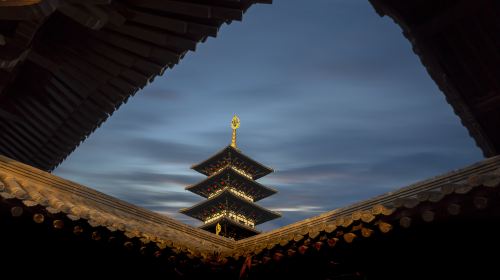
181, 116, 280, 240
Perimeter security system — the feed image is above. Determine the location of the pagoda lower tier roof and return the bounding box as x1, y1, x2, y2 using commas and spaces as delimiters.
186, 166, 277, 202
179, 190, 281, 225
191, 145, 273, 179
200, 217, 259, 240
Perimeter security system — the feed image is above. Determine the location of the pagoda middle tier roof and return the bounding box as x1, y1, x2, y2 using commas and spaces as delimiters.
186, 166, 277, 202
191, 146, 273, 179
180, 190, 281, 225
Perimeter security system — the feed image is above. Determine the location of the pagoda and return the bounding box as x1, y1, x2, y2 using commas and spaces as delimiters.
180, 116, 280, 240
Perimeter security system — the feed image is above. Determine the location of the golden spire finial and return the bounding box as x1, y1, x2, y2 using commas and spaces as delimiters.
231, 115, 240, 148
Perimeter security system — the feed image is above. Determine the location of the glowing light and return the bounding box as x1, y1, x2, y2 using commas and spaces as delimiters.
212, 165, 253, 180
208, 186, 253, 202
205, 212, 225, 224
231, 166, 253, 179
231, 115, 240, 130
231, 115, 240, 148
204, 210, 255, 228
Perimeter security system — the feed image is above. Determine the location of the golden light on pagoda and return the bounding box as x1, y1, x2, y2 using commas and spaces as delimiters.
231, 115, 240, 148
181, 116, 280, 240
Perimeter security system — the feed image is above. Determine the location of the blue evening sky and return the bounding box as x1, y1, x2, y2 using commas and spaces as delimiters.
54, 0, 483, 231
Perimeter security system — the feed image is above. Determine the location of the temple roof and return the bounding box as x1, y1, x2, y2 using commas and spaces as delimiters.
0, 155, 235, 256
0, 0, 270, 172
0, 151, 499, 261
186, 166, 277, 202
191, 145, 273, 179
234, 155, 500, 255
179, 189, 281, 225
369, 0, 500, 157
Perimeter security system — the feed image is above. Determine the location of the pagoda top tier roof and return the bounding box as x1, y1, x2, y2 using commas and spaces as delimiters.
186, 166, 277, 202
191, 145, 273, 179
179, 189, 281, 225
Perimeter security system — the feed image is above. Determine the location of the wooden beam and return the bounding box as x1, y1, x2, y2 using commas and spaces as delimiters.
119, 68, 149, 88
0, 0, 41, 7
0, 125, 49, 165
27, 51, 60, 73
0, 137, 36, 166
0, 121, 41, 149
211, 6, 242, 21
106, 23, 198, 51
58, 4, 107, 30
66, 0, 112, 4
93, 30, 154, 57
0, 108, 23, 124
473, 93, 500, 115
126, 0, 212, 19
128, 10, 188, 34
411, 0, 483, 38
78, 42, 125, 76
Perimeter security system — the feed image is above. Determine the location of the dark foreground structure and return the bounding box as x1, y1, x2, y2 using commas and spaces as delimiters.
1, 0, 500, 279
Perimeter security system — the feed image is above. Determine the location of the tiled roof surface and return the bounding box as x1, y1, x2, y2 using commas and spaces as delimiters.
1, 154, 499, 260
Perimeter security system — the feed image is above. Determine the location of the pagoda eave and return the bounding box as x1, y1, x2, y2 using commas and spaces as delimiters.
179, 190, 281, 225
191, 145, 273, 179
185, 166, 277, 202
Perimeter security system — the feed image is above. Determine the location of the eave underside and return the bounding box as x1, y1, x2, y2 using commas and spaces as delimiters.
369, 0, 500, 157
0, 0, 270, 171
